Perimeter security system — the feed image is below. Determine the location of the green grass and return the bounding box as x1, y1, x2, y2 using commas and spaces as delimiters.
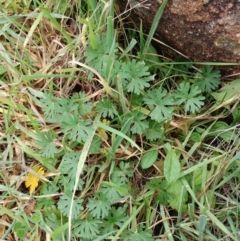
0, 0, 240, 240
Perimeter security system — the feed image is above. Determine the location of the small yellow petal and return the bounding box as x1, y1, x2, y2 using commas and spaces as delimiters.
25, 165, 44, 193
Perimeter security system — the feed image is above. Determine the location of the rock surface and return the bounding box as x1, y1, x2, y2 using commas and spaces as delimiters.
116, 0, 240, 75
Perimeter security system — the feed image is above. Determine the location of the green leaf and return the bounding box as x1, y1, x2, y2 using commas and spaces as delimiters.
102, 181, 129, 196
164, 147, 180, 183
166, 179, 188, 212
174, 82, 205, 113
145, 179, 170, 205
99, 184, 121, 203
193, 168, 204, 186
59, 151, 85, 191
193, 165, 214, 187
89, 135, 102, 154
55, 97, 79, 120
112, 202, 145, 241
155, 191, 172, 205
145, 120, 164, 141
194, 66, 221, 93
130, 93, 144, 106
59, 175, 84, 192
146, 179, 168, 191
39, 93, 59, 121
40, 94, 78, 123
57, 194, 83, 219
140, 149, 159, 169
96, 98, 118, 119
84, 34, 118, 79
119, 60, 154, 95
37, 193, 55, 210
61, 113, 93, 143
122, 224, 154, 241
72, 92, 93, 116
111, 162, 134, 184
59, 151, 81, 175
73, 217, 101, 239
189, 132, 201, 142
36, 130, 59, 158
40, 181, 59, 196
30, 213, 42, 224
144, 87, 174, 122
102, 206, 128, 233
13, 222, 29, 239
87, 193, 111, 219
46, 210, 68, 236
128, 110, 149, 135
232, 106, 240, 125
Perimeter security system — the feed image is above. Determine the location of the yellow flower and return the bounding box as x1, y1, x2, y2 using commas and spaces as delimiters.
25, 165, 44, 193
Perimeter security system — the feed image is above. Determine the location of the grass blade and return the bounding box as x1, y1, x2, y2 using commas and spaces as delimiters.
142, 0, 169, 57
